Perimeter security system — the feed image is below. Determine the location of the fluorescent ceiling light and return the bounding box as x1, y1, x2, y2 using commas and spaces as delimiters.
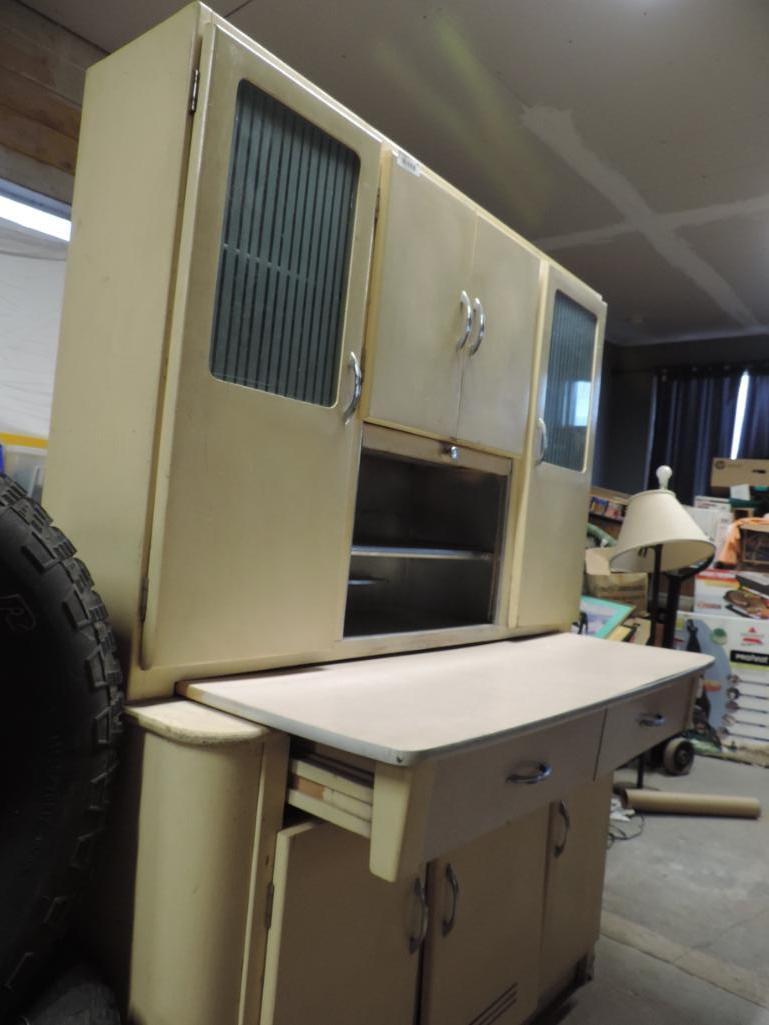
730, 369, 750, 459
0, 194, 71, 242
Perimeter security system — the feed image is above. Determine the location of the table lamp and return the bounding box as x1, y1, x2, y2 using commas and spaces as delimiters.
610, 466, 715, 647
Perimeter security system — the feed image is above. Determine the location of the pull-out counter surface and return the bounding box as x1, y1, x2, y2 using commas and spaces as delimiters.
179, 633, 712, 879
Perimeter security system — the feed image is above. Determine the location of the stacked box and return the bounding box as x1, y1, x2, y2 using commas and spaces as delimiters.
675, 612, 769, 756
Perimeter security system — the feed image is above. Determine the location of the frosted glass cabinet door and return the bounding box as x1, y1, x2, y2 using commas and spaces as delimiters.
365, 153, 477, 440
420, 809, 550, 1025
513, 262, 606, 632
260, 822, 421, 1025
142, 24, 381, 669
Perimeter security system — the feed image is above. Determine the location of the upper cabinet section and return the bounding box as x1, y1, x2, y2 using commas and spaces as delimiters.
141, 22, 383, 671
365, 152, 542, 457
512, 262, 606, 633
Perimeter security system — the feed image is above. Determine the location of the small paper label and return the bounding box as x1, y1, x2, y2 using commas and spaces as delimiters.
396, 151, 421, 176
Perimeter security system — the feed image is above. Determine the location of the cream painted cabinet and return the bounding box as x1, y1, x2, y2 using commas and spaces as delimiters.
456, 211, 541, 455
366, 153, 541, 456
364, 155, 475, 440
141, 24, 382, 671
420, 809, 550, 1025
512, 261, 607, 632
538, 776, 613, 1007
260, 821, 422, 1025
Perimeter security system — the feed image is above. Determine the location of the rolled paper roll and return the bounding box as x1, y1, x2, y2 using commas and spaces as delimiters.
623, 790, 761, 819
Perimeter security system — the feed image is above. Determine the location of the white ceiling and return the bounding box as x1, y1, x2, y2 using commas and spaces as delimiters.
22, 0, 769, 347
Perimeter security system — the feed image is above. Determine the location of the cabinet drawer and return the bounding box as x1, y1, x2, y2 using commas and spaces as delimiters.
419, 710, 604, 863
596, 675, 697, 777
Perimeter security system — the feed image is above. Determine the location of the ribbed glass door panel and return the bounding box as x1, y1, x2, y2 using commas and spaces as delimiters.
542, 292, 597, 472
210, 79, 360, 406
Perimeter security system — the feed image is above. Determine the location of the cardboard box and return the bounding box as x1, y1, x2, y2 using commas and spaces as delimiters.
584, 547, 647, 613
675, 612, 769, 753
694, 569, 740, 614
711, 458, 769, 489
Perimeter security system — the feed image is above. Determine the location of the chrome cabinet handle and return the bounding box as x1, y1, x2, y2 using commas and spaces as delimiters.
553, 799, 571, 859
441, 863, 460, 936
639, 713, 667, 728
343, 351, 362, 424
468, 297, 486, 355
456, 290, 473, 350
409, 877, 429, 954
536, 416, 548, 464
506, 761, 552, 785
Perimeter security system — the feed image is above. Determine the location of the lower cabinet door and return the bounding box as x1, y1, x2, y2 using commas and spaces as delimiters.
420, 807, 550, 1025
260, 821, 421, 1025
538, 776, 613, 1006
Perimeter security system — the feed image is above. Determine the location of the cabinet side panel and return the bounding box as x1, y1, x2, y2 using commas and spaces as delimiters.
43, 5, 206, 657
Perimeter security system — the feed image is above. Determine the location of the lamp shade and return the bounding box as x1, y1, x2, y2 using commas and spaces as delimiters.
610, 467, 715, 573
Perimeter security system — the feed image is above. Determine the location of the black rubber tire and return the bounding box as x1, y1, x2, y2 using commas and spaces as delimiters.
14, 960, 121, 1025
0, 475, 123, 1022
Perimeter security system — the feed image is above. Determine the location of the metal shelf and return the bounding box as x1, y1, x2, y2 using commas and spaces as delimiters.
351, 544, 493, 562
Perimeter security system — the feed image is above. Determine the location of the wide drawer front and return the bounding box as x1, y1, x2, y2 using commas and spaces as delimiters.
419, 710, 604, 865
595, 674, 697, 777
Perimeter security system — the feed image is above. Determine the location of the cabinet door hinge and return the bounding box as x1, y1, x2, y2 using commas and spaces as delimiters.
189, 67, 200, 114
264, 882, 275, 930
139, 577, 149, 623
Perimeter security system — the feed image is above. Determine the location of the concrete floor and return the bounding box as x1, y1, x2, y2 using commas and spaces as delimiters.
544, 756, 769, 1024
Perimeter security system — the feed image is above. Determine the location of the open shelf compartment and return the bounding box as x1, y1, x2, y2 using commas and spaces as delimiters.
344, 438, 510, 637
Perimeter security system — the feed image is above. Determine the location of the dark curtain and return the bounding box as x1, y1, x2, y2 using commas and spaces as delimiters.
738, 371, 769, 457
648, 368, 743, 504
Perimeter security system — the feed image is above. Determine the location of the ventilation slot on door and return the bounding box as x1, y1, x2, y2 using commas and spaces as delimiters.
344, 446, 508, 637
465, 982, 518, 1025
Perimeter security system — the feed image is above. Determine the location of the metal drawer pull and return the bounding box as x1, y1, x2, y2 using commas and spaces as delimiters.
638, 713, 667, 728
442, 863, 460, 936
409, 877, 429, 954
536, 417, 548, 464
343, 351, 362, 423
456, 290, 473, 349
554, 799, 571, 859
468, 297, 486, 355
506, 761, 552, 785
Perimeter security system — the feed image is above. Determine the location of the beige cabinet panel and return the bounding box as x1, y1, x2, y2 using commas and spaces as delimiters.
142, 24, 381, 669
421, 808, 550, 1025
539, 776, 613, 1005
260, 821, 420, 1025
457, 214, 542, 456
512, 262, 606, 632
366, 153, 476, 439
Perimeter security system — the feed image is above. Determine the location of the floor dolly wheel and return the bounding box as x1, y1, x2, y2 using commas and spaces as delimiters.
662, 735, 694, 776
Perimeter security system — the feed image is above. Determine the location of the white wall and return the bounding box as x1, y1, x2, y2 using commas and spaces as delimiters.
0, 222, 67, 438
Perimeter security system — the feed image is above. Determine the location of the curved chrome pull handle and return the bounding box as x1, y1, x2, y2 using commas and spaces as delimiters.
553, 799, 571, 859
467, 297, 486, 355
441, 863, 460, 936
506, 761, 552, 785
456, 290, 473, 350
536, 416, 548, 465
639, 712, 667, 728
343, 351, 362, 424
409, 877, 429, 954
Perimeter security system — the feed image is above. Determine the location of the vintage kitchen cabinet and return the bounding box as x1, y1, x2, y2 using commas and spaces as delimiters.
44, 1, 605, 703
44, 8, 712, 1025
85, 635, 710, 1025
